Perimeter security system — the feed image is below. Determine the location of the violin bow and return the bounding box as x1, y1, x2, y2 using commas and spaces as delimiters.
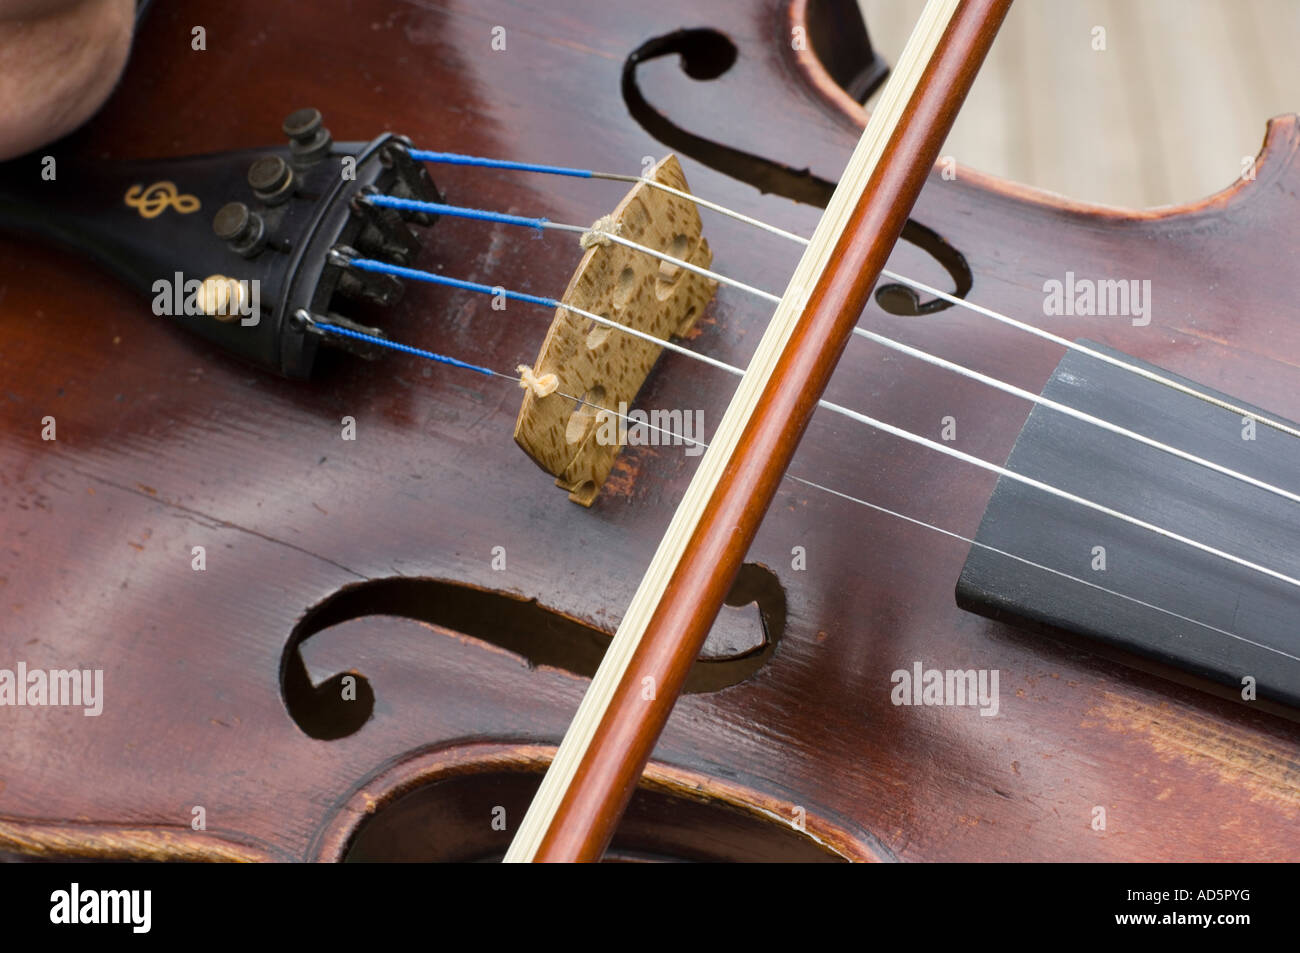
505, 0, 1014, 862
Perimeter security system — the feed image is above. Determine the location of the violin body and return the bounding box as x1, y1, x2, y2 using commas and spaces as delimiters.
2, 0, 1298, 861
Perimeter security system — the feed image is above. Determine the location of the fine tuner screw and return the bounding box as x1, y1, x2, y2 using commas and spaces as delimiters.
212, 201, 267, 257
247, 155, 295, 205
282, 107, 332, 165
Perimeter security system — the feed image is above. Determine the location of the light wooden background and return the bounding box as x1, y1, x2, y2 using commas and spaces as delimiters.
861, 0, 1300, 208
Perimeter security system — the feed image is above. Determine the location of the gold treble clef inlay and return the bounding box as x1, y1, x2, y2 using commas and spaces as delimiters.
124, 181, 201, 219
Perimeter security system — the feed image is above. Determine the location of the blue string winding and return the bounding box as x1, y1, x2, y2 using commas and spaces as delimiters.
406, 150, 594, 179
347, 257, 560, 311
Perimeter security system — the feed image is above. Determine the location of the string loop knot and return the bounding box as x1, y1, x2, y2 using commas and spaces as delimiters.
580, 214, 621, 249
517, 364, 559, 397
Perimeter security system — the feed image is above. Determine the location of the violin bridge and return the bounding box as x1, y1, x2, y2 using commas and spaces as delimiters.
513, 155, 717, 506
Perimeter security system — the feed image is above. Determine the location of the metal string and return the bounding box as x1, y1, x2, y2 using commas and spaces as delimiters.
327, 253, 1300, 593
364, 195, 779, 303
360, 194, 1300, 512
410, 148, 1300, 440
305, 313, 1300, 666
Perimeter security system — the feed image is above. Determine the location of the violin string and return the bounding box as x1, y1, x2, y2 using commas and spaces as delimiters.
306, 313, 1300, 665
816, 393, 1300, 589
333, 254, 1300, 592
785, 473, 1300, 665
407, 150, 806, 244
848, 329, 1300, 507
363, 195, 1300, 511
874, 268, 1300, 442
409, 148, 1300, 441
337, 251, 742, 376
363, 194, 781, 303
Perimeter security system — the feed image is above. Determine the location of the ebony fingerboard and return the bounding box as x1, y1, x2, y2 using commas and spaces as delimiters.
957, 341, 1300, 711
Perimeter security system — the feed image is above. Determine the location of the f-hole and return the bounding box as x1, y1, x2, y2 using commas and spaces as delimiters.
281, 565, 786, 739
620, 26, 973, 315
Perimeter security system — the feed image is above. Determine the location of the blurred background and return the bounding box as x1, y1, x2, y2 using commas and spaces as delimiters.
861, 0, 1300, 208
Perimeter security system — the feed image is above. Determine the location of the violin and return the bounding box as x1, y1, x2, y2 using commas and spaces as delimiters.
1, 0, 1298, 864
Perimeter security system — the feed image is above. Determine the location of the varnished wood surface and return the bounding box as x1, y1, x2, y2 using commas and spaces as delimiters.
1, 0, 1298, 861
